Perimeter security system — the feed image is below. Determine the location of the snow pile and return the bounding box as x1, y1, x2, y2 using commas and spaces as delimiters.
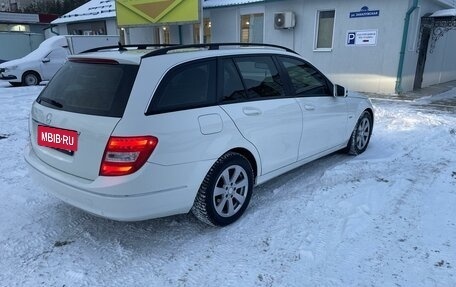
415, 87, 456, 106
0, 82, 455, 286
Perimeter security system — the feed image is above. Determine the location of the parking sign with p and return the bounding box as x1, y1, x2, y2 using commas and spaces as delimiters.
346, 30, 378, 46
347, 32, 356, 45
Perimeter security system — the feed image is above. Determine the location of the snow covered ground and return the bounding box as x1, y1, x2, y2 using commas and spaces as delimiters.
0, 81, 455, 287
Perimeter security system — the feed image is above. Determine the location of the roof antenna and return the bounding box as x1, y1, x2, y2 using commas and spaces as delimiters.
118, 42, 127, 52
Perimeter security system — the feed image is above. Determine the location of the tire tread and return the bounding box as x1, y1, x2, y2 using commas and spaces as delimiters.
191, 152, 253, 226
347, 111, 372, 155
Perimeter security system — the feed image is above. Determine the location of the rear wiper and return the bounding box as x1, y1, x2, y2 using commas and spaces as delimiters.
38, 97, 63, 108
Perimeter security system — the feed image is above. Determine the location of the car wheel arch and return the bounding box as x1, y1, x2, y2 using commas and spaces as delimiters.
229, 147, 259, 180
346, 109, 374, 155
363, 106, 374, 120
359, 107, 374, 134
351, 103, 374, 131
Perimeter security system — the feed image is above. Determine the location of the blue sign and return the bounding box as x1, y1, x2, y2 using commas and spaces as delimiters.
347, 32, 356, 45
350, 6, 380, 18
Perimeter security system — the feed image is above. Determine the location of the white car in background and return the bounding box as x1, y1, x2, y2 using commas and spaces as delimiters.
25, 43, 374, 226
0, 35, 118, 86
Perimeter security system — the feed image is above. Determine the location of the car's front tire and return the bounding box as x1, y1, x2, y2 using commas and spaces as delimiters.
22, 71, 41, 86
192, 152, 254, 226
346, 111, 373, 155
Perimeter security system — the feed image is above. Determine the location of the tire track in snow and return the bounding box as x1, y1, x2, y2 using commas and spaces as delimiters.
308, 104, 456, 286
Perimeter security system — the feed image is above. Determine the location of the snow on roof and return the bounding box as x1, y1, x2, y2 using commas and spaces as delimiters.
434, 0, 456, 8
51, 0, 266, 25
430, 8, 456, 17
51, 0, 116, 25
54, 0, 452, 25
202, 0, 265, 8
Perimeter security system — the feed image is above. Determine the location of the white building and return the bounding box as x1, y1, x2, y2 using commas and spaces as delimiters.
0, 0, 33, 12
0, 11, 58, 61
52, 0, 456, 94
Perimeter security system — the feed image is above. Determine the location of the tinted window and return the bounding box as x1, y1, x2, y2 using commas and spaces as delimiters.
147, 60, 216, 114
37, 61, 138, 117
220, 58, 247, 103
46, 47, 69, 60
279, 57, 331, 97
234, 56, 285, 99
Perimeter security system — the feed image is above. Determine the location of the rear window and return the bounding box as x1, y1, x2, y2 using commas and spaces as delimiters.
146, 59, 216, 115
36, 61, 139, 117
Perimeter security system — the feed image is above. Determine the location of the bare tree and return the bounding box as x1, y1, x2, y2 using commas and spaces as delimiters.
22, 0, 90, 15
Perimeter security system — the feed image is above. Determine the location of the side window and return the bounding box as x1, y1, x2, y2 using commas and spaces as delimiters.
279, 56, 331, 97
148, 60, 216, 114
220, 58, 247, 103
46, 47, 70, 60
234, 56, 285, 99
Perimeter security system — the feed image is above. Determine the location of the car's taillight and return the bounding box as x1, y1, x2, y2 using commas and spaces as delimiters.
100, 136, 158, 176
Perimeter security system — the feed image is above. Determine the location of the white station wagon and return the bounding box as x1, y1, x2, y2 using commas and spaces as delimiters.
25, 43, 374, 226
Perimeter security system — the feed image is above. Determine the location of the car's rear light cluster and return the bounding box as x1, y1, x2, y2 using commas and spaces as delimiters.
100, 136, 158, 176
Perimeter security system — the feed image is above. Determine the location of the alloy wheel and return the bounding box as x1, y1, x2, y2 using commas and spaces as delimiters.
212, 165, 249, 218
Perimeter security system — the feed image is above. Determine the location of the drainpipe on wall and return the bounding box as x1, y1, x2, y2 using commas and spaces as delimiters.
48, 25, 60, 36
395, 0, 420, 94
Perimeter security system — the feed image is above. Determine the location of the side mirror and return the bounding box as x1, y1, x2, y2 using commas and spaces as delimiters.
42, 58, 50, 63
334, 84, 347, 97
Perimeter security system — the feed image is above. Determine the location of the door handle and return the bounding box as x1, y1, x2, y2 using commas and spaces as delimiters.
304, 105, 315, 111
242, 107, 262, 116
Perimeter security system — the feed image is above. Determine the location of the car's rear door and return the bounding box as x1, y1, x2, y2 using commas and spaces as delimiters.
219, 56, 302, 175
277, 56, 348, 160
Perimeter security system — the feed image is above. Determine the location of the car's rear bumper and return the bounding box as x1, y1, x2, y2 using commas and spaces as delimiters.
24, 144, 212, 221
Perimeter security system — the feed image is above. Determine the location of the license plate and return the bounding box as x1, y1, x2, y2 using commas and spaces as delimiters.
37, 125, 78, 152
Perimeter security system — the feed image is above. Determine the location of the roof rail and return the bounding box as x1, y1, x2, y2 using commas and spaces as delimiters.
80, 43, 177, 54
142, 43, 298, 58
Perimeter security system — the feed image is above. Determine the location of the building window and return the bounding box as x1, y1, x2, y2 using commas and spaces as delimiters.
161, 26, 171, 44
0, 24, 30, 32
67, 21, 107, 35
240, 13, 264, 43
315, 10, 335, 50
193, 18, 211, 43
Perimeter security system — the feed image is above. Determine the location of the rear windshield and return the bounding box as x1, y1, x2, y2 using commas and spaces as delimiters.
36, 61, 139, 117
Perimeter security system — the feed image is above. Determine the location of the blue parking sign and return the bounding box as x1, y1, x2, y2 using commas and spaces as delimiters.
347, 32, 356, 45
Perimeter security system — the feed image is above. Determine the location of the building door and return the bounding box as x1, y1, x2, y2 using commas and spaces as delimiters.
413, 25, 431, 90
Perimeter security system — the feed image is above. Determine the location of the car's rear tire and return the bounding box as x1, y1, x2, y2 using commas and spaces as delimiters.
191, 152, 254, 226
22, 71, 41, 86
346, 111, 373, 155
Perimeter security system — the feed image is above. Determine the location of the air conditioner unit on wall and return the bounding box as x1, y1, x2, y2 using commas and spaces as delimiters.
274, 12, 296, 29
